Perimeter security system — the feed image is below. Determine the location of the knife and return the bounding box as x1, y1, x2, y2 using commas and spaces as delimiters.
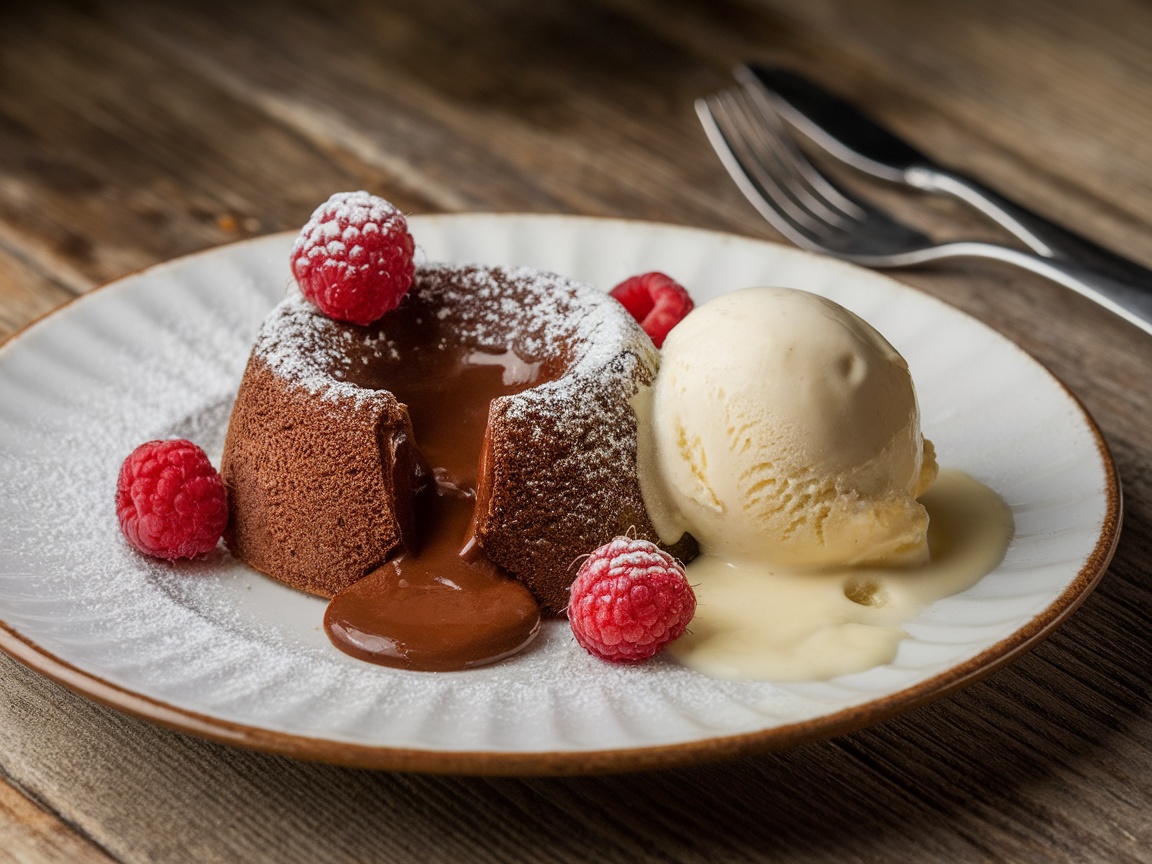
740, 64, 1152, 287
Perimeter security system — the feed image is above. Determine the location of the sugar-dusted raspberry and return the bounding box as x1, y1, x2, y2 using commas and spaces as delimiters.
568, 536, 696, 663
609, 272, 694, 348
290, 191, 415, 326
116, 439, 228, 560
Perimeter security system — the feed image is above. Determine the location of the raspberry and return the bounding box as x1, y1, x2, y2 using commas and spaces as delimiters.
568, 537, 696, 663
609, 272, 694, 348
290, 191, 415, 326
115, 439, 228, 560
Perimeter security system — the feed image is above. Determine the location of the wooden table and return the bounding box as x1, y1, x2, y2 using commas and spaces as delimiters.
2, 1, 1150, 861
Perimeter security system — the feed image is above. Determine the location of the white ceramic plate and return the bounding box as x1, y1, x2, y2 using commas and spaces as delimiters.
0, 215, 1119, 774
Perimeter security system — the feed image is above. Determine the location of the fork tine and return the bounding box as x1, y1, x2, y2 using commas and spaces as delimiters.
699, 86, 934, 259
718, 89, 848, 228
709, 87, 873, 233
699, 90, 879, 252
736, 84, 868, 224
697, 92, 826, 247
691, 93, 829, 245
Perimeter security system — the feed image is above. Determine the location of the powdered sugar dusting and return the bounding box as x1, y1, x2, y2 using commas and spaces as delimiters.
3, 217, 1053, 763
255, 263, 659, 420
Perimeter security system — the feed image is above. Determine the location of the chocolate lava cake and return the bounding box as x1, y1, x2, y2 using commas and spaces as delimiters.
221, 263, 695, 615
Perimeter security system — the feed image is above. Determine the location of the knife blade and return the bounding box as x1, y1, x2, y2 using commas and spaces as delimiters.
740, 64, 1152, 284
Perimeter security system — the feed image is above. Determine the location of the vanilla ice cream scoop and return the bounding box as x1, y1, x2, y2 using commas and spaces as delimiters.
640, 286, 937, 568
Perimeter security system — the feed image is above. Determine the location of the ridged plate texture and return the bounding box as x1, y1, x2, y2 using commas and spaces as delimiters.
0, 215, 1119, 773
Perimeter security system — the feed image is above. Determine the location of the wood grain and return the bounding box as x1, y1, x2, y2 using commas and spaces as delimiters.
1, 0, 1151, 861
0, 250, 76, 343
0, 773, 114, 864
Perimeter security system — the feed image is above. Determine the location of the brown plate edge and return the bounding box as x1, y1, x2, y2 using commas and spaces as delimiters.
0, 220, 1123, 776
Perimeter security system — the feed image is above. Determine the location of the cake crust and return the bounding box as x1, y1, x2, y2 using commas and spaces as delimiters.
221, 356, 423, 598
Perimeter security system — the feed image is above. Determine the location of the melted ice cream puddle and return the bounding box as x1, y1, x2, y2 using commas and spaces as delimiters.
668, 470, 1013, 681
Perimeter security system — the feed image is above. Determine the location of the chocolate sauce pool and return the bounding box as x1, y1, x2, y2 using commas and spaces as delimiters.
323, 303, 546, 671
324, 487, 540, 671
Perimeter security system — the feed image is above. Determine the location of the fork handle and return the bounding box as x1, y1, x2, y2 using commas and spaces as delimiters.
929, 241, 1152, 337
907, 166, 1152, 286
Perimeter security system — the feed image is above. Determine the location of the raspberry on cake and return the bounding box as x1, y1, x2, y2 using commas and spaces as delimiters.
568, 536, 696, 662
610, 272, 694, 348
116, 439, 228, 560
290, 191, 415, 326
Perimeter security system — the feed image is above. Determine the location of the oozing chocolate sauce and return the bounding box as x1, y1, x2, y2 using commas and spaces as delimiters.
325, 486, 540, 671
323, 302, 546, 671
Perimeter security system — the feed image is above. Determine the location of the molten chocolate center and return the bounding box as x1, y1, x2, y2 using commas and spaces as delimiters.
323, 302, 545, 671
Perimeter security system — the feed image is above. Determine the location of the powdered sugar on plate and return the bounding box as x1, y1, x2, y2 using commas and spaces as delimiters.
0, 216, 1111, 766
0, 232, 819, 756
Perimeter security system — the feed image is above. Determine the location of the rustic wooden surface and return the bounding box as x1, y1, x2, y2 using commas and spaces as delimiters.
2, 0, 1151, 861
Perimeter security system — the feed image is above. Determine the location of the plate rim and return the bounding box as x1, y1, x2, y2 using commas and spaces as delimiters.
0, 213, 1123, 775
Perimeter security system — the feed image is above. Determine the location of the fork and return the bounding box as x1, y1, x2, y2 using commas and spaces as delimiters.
697, 85, 1152, 337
